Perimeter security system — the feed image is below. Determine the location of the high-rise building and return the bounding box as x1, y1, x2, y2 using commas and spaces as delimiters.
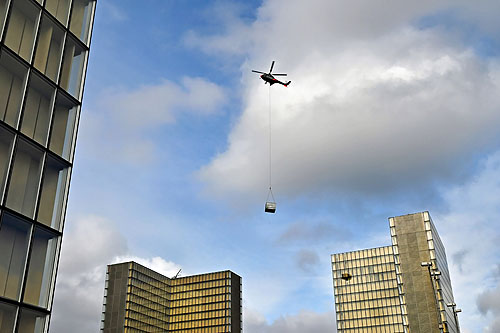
331, 211, 461, 333
101, 261, 242, 333
0, 0, 96, 331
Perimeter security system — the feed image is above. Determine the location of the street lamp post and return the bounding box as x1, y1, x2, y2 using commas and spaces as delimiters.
421, 262, 444, 333
446, 302, 461, 333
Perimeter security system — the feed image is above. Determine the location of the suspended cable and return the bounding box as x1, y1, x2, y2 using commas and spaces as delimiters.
265, 85, 276, 213
269, 85, 272, 190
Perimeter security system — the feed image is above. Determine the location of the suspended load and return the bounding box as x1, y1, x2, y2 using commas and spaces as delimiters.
265, 187, 276, 213
265, 202, 276, 213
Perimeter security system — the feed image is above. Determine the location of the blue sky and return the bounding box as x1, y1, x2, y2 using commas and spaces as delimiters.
50, 1, 500, 332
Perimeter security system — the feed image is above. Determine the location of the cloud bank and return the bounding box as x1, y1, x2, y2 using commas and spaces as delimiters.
195, 0, 500, 201
50, 216, 180, 333
245, 308, 336, 333
79, 76, 227, 165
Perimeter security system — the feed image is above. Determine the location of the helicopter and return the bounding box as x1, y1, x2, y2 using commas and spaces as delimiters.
252, 61, 291, 87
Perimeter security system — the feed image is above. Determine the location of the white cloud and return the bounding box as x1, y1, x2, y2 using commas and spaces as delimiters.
435, 151, 500, 332
100, 1, 128, 22
244, 308, 336, 333
478, 278, 500, 333
50, 216, 180, 333
295, 249, 320, 272
277, 221, 351, 245
196, 0, 500, 202
78, 77, 226, 164
103, 77, 226, 129
113, 255, 181, 278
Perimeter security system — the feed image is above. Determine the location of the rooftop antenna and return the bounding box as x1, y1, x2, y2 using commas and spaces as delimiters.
172, 269, 182, 279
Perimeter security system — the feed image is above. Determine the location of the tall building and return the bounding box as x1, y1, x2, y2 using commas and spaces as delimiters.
331, 212, 461, 333
101, 261, 242, 333
0, 0, 96, 331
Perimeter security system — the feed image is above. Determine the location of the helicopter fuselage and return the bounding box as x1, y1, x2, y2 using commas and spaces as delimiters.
260, 74, 288, 86
252, 61, 291, 87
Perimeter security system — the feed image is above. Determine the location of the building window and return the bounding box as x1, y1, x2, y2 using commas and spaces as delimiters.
59, 36, 86, 98
17, 308, 47, 333
0, 51, 29, 128
20, 73, 55, 146
5, 138, 44, 218
23, 227, 58, 308
0, 301, 17, 332
70, 0, 95, 45
0, 0, 10, 38
33, 14, 65, 82
0, 125, 15, 199
4, 0, 40, 62
0, 213, 32, 301
37, 154, 69, 230
48, 92, 77, 160
45, 0, 70, 26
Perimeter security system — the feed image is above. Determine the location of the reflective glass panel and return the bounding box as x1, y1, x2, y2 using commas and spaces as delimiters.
17, 308, 46, 333
6, 139, 44, 218
20, 74, 55, 146
0, 125, 14, 200
69, 0, 95, 44
45, 0, 70, 25
0, 0, 9, 38
48, 92, 77, 160
4, 0, 40, 61
23, 228, 58, 308
34, 14, 65, 82
59, 36, 86, 98
0, 213, 31, 301
37, 155, 69, 229
0, 51, 28, 128
0, 301, 17, 332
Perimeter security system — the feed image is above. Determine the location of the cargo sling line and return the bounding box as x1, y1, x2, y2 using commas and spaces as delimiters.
267, 86, 275, 203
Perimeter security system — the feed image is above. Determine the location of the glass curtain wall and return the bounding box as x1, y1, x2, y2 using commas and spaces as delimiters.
0, 51, 28, 128
33, 14, 65, 82
331, 246, 405, 333
102, 262, 242, 333
4, 0, 40, 62
0, 214, 31, 301
20, 73, 55, 146
0, 126, 15, 198
0, 0, 96, 331
0, 301, 17, 332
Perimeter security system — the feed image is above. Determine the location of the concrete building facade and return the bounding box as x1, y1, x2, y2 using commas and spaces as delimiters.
0, 0, 96, 331
101, 261, 242, 333
332, 212, 460, 333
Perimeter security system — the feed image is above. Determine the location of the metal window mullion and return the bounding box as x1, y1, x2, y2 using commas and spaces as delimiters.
0, 0, 14, 43
26, 0, 44, 65
13, 212, 37, 333
0, 124, 16, 205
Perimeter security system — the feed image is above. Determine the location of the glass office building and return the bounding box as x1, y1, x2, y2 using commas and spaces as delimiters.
101, 262, 242, 333
0, 0, 96, 331
332, 246, 407, 332
332, 212, 460, 333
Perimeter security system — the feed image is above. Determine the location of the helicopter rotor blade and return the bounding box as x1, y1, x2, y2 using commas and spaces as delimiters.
269, 61, 275, 73
272, 73, 287, 76
252, 70, 266, 74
